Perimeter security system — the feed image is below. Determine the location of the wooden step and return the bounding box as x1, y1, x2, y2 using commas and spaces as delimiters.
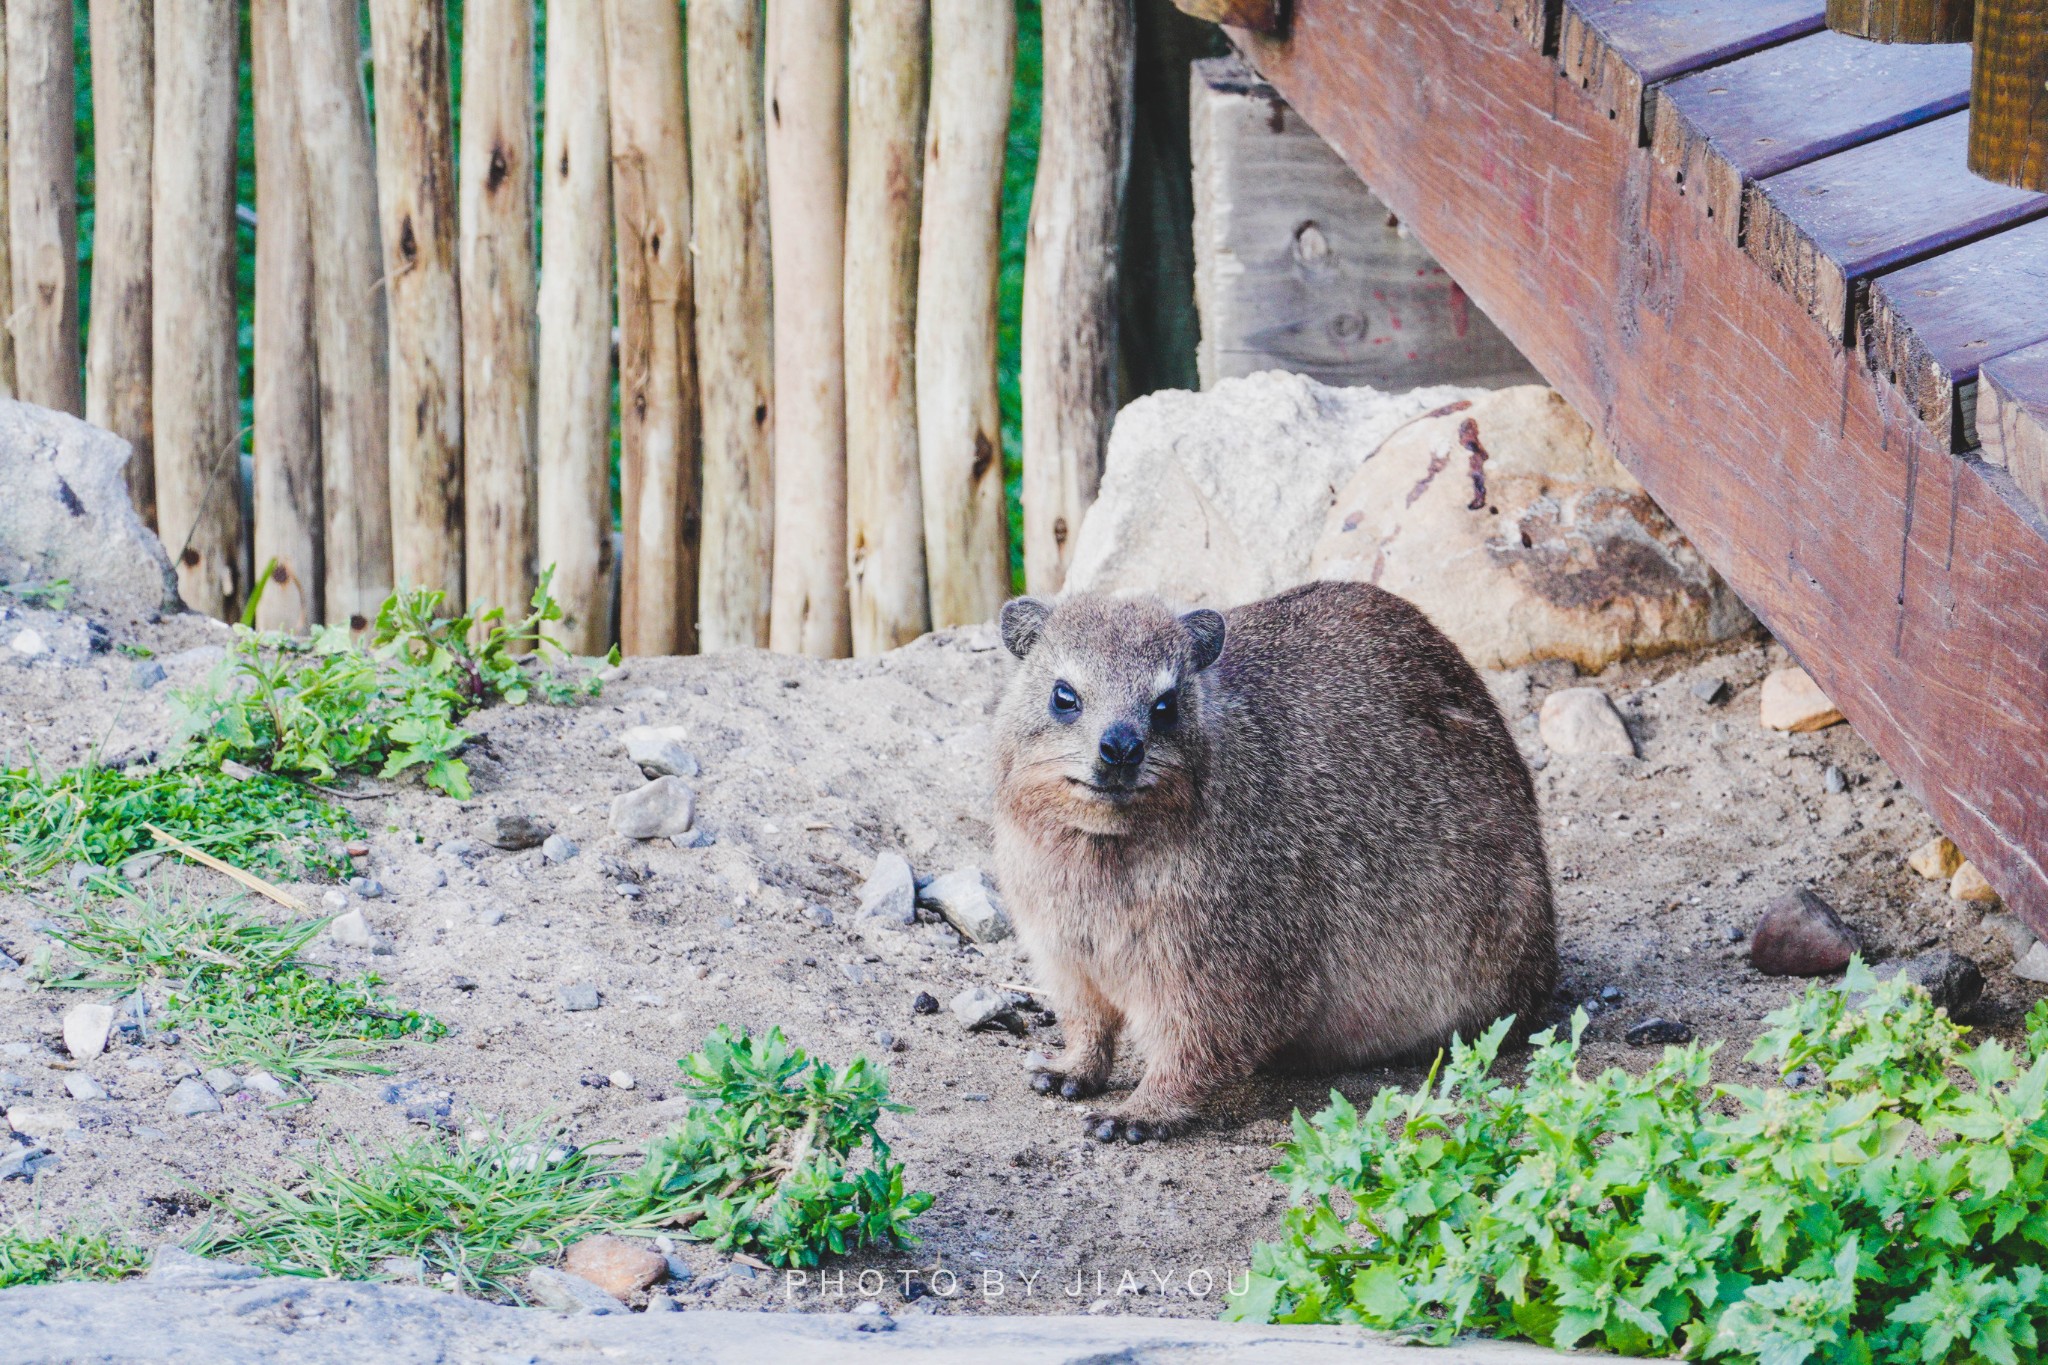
1649, 30, 1970, 245
1560, 0, 1824, 144
1746, 112, 2048, 344
1979, 341, 2048, 525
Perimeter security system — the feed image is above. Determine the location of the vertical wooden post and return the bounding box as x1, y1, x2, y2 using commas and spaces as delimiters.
605, 0, 699, 657
369, 0, 463, 603
288, 0, 391, 630
1969, 1, 2048, 190
87, 0, 155, 527
1021, 0, 1134, 594
5, 0, 80, 415
845, 0, 929, 656
536, 0, 613, 653
1827, 0, 1976, 41
916, 0, 1012, 628
458, 0, 537, 619
251, 0, 322, 630
688, 0, 775, 652
0, 5, 16, 401
765, 0, 851, 658
152, 0, 242, 618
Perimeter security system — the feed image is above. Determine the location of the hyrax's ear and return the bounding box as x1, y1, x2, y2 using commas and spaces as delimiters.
1181, 609, 1226, 672
1000, 597, 1053, 659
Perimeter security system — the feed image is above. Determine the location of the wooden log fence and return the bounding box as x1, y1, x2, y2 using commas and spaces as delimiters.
7, 0, 1159, 656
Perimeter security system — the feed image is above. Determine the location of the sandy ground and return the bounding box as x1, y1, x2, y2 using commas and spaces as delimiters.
0, 601, 2033, 1320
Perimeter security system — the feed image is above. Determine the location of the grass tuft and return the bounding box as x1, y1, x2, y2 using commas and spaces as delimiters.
0, 1223, 150, 1289
48, 891, 444, 1082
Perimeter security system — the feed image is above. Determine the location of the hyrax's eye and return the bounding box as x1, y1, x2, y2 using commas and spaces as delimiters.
1151, 689, 1179, 732
1049, 680, 1081, 721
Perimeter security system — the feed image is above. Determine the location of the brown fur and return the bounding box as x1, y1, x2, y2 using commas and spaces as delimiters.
991, 581, 1556, 1142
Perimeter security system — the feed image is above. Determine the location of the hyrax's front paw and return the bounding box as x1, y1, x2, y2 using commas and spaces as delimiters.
1029, 1068, 1105, 1101
1081, 1108, 1190, 1144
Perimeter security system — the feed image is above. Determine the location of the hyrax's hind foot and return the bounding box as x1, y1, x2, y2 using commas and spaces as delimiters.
1030, 1068, 1105, 1101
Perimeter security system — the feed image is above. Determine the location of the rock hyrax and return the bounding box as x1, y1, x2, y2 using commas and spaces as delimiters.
991, 580, 1555, 1142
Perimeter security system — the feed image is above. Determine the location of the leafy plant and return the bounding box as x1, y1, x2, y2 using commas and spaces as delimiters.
180, 571, 608, 800
612, 1026, 934, 1267
46, 891, 443, 1082
202, 1121, 616, 1299
0, 577, 72, 610
1230, 960, 2048, 1364
0, 757, 358, 883
0, 1222, 149, 1289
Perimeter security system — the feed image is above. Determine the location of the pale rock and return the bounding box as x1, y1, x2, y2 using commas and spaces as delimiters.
2014, 942, 2048, 984
0, 400, 180, 615
919, 868, 1013, 943
63, 1002, 117, 1060
950, 986, 1014, 1031
559, 984, 601, 1013
169, 1078, 220, 1116
620, 726, 699, 779
203, 1068, 242, 1097
64, 1074, 108, 1101
6, 1107, 72, 1140
328, 909, 376, 950
1308, 386, 1752, 670
1907, 836, 1962, 881
609, 777, 696, 841
562, 1235, 666, 1299
1950, 861, 2000, 904
1759, 668, 1844, 733
243, 1071, 288, 1100
526, 1265, 625, 1315
541, 833, 580, 864
10, 628, 44, 657
1066, 373, 1482, 607
1537, 688, 1635, 758
609, 1072, 635, 1091
857, 852, 917, 927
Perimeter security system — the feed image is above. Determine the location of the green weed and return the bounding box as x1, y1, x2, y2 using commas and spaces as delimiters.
1230, 960, 2048, 1364
203, 1121, 617, 1298
180, 572, 608, 800
612, 1026, 934, 1267
0, 1222, 149, 1289
47, 892, 443, 1082
0, 758, 358, 884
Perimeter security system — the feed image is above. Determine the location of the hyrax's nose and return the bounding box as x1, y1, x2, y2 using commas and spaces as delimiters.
1098, 722, 1146, 770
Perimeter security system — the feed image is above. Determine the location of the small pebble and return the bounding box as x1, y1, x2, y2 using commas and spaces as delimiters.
478, 907, 506, 927
559, 984, 602, 1012
349, 876, 385, 899
1822, 765, 1846, 795
64, 1074, 108, 1101
804, 905, 835, 928
1625, 1018, 1694, 1047
542, 833, 580, 865
913, 992, 939, 1016
609, 1072, 636, 1090
169, 1077, 221, 1117
485, 813, 553, 851
131, 660, 167, 690
1690, 677, 1729, 706
321, 889, 349, 911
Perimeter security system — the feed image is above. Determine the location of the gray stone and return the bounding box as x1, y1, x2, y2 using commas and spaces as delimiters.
203, 1068, 243, 1097
1537, 688, 1635, 758
857, 852, 917, 927
1823, 765, 1847, 795
0, 1145, 50, 1181
0, 1283, 1526, 1360
1624, 1019, 1693, 1047
144, 1246, 263, 1285
1874, 951, 1984, 1015
478, 907, 506, 927
1691, 677, 1730, 706
643, 1293, 679, 1313
129, 658, 165, 689
541, 833, 581, 864
804, 904, 835, 928
559, 984, 601, 1013
526, 1265, 625, 1315
1751, 889, 1858, 977
0, 400, 179, 616
64, 1074, 108, 1101
349, 876, 385, 899
168, 1077, 221, 1116
11, 626, 45, 656
2014, 941, 2048, 985
485, 812, 552, 850
609, 777, 696, 841
1986, 911, 2038, 961
243, 1071, 288, 1101
621, 726, 700, 779
950, 986, 1015, 1031
919, 868, 1012, 943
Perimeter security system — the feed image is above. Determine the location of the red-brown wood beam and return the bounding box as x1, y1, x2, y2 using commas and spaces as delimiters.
1239, 0, 2048, 929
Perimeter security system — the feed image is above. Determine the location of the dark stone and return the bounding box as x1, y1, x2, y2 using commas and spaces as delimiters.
1750, 889, 1859, 977
1625, 1018, 1694, 1047
1874, 950, 1984, 1016
484, 813, 552, 851
912, 992, 939, 1016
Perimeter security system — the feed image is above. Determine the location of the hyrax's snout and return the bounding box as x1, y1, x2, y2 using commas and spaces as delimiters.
1096, 720, 1147, 784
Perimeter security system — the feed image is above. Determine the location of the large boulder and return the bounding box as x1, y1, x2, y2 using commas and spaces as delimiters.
1309, 387, 1753, 670
0, 401, 178, 617
1063, 372, 1483, 607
